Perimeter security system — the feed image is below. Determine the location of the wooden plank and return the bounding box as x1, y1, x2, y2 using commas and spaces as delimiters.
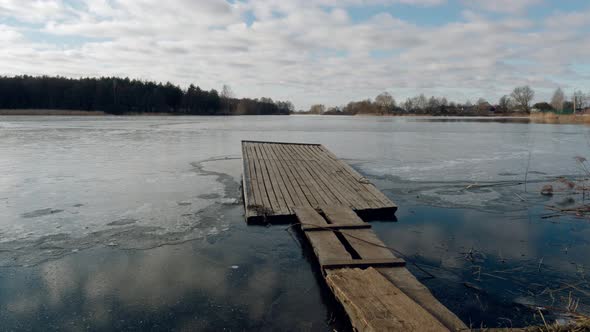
303, 224, 372, 231
302, 145, 376, 209
325, 268, 449, 332
242, 144, 256, 220
294, 206, 352, 266
322, 258, 406, 270
243, 143, 257, 206
251, 143, 281, 214
311, 145, 388, 209
245, 143, 271, 215
271, 143, 319, 207
345, 229, 396, 259
241, 144, 255, 203
291, 144, 365, 209
290, 196, 466, 331
258, 143, 290, 215
251, 143, 273, 213
377, 267, 469, 331
317, 145, 396, 208
287, 144, 350, 207
321, 204, 366, 225
283, 144, 338, 206
289, 144, 345, 205
262, 143, 304, 208
320, 207, 467, 331
242, 140, 321, 146
321, 205, 398, 260
241, 141, 398, 222
278, 144, 330, 206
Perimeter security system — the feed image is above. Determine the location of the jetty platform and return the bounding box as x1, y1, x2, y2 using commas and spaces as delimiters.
241, 141, 467, 331
242, 140, 397, 224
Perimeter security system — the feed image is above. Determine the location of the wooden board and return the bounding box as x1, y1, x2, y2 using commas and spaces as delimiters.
295, 205, 468, 331
242, 141, 397, 223
294, 206, 352, 267
321, 258, 406, 269
326, 267, 449, 332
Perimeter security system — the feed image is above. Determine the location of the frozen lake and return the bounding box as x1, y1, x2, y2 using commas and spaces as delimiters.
1, 115, 589, 330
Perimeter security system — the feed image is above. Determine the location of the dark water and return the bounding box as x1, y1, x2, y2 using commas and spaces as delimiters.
1, 116, 590, 330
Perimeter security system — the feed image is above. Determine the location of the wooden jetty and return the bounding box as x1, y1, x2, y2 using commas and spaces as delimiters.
242, 141, 397, 224
241, 141, 467, 332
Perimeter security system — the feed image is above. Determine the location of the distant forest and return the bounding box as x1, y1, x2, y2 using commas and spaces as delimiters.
0, 76, 293, 115
304, 86, 589, 116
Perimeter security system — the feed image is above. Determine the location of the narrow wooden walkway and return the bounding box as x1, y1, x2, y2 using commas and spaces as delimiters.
241, 141, 466, 331
295, 205, 467, 332
242, 141, 397, 223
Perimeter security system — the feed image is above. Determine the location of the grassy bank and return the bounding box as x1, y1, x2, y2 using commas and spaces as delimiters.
530, 113, 590, 124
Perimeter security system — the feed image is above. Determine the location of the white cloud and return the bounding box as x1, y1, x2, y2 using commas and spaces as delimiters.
462, 0, 543, 14
0, 0, 587, 109
0, 24, 22, 42
0, 0, 69, 22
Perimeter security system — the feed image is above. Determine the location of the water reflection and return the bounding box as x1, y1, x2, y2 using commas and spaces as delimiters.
0, 208, 339, 331
373, 197, 590, 327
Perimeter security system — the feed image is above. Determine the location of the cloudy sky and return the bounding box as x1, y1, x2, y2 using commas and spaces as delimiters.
1, 0, 589, 109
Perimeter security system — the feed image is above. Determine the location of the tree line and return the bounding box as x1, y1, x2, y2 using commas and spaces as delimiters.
306, 86, 589, 116
0, 76, 293, 115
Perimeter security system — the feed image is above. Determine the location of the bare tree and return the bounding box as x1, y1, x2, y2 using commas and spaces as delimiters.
427, 96, 440, 111
498, 95, 513, 112
412, 94, 428, 110
550, 87, 565, 112
221, 84, 234, 99
375, 92, 396, 110
309, 104, 325, 114
510, 85, 535, 112
573, 90, 587, 112
220, 84, 234, 113
402, 98, 413, 112
511, 86, 535, 113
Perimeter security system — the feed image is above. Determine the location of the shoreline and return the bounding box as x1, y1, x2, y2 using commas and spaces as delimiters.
0, 109, 291, 116
1, 110, 589, 125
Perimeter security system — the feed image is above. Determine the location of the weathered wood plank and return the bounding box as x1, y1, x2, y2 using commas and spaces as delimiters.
280, 144, 331, 206
320, 206, 467, 331
317, 145, 396, 208
321, 205, 399, 260
285, 144, 341, 206
311, 145, 389, 209
241, 144, 255, 205
251, 143, 281, 214
303, 224, 372, 231
347, 229, 397, 260
273, 144, 320, 207
293, 204, 467, 331
294, 206, 352, 266
321, 204, 366, 225
241, 141, 398, 222
245, 144, 270, 214
303, 145, 377, 209
325, 268, 449, 332
322, 258, 406, 270
377, 267, 469, 331
291, 144, 365, 209
266, 143, 310, 208
263, 143, 304, 208
258, 143, 290, 215
287, 144, 350, 207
